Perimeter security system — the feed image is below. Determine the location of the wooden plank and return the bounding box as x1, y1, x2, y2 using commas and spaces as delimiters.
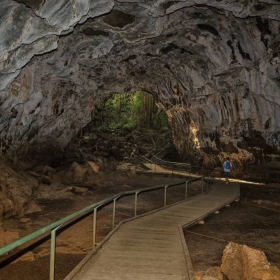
71, 180, 239, 280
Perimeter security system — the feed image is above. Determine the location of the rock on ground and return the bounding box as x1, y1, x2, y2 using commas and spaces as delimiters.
195, 266, 223, 280
0, 156, 39, 219
221, 242, 280, 280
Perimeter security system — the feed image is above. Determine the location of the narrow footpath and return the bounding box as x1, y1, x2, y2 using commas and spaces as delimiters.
68, 180, 240, 280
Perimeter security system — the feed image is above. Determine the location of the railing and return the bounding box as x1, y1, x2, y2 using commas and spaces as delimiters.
140, 155, 210, 176
152, 156, 191, 170
140, 156, 190, 170
154, 143, 175, 159
0, 174, 214, 280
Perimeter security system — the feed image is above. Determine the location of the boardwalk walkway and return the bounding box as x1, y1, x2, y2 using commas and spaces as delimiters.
69, 180, 240, 280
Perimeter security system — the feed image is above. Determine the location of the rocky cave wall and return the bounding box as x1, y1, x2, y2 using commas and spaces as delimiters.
0, 0, 280, 175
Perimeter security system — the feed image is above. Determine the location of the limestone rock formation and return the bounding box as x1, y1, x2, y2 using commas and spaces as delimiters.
0, 0, 280, 178
195, 266, 223, 280
0, 155, 39, 219
221, 242, 280, 280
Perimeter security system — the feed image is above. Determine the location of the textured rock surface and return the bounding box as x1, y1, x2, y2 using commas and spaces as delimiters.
195, 266, 223, 280
0, 230, 19, 247
221, 242, 280, 280
0, 155, 39, 219
0, 0, 280, 176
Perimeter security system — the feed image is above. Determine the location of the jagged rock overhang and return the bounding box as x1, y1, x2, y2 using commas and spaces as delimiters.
0, 1, 280, 175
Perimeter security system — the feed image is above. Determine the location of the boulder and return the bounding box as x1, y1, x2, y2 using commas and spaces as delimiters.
73, 186, 88, 193
105, 161, 117, 173
24, 200, 42, 215
221, 242, 280, 280
64, 186, 74, 192
83, 133, 98, 140
36, 183, 74, 199
28, 171, 41, 178
195, 267, 223, 280
125, 170, 136, 178
86, 161, 100, 174
68, 162, 88, 182
41, 175, 52, 185
0, 231, 19, 247
32, 165, 56, 176
12, 251, 35, 263
0, 157, 39, 219
19, 218, 31, 223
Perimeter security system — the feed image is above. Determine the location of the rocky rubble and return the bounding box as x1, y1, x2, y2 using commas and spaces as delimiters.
0, 120, 171, 219
0, 145, 141, 218
66, 128, 174, 163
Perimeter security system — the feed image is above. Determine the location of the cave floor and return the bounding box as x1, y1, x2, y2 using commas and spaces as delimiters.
185, 183, 280, 272
0, 176, 280, 280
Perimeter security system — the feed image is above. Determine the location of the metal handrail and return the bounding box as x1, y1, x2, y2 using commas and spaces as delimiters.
155, 143, 174, 159
140, 155, 190, 168
152, 156, 190, 167
0, 173, 214, 280
140, 156, 213, 176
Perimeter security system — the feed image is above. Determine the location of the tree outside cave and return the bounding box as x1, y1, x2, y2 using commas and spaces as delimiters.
92, 91, 170, 132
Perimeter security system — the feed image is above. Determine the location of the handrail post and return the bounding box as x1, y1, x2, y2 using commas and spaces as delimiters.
164, 185, 168, 207
50, 224, 62, 280
93, 207, 98, 247
134, 192, 139, 217
0, 169, 217, 280
112, 198, 117, 229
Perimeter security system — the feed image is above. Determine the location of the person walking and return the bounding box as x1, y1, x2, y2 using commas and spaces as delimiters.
223, 157, 232, 184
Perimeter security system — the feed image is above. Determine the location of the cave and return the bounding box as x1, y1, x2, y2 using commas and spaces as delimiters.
1, 1, 280, 174
0, 0, 280, 279
68, 91, 173, 161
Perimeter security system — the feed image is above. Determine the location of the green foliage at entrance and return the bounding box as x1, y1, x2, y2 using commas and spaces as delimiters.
92, 91, 169, 131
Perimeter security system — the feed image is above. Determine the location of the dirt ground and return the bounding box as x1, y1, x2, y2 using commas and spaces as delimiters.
185, 183, 280, 272
0, 174, 280, 280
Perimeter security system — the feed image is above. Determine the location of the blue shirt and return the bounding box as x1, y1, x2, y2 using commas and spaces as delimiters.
223, 160, 232, 172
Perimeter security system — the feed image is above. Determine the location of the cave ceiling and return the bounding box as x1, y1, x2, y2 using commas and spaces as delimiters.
0, 0, 280, 169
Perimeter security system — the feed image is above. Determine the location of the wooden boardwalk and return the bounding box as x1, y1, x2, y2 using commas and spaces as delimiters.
69, 180, 240, 280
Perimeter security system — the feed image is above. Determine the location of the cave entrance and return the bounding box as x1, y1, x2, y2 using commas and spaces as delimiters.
73, 91, 180, 162
92, 91, 168, 132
